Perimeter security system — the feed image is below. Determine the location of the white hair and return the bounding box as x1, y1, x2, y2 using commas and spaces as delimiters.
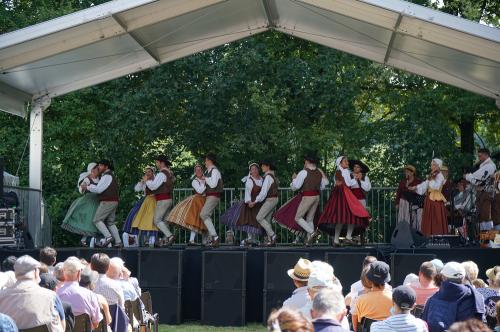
461, 261, 479, 281
312, 288, 346, 316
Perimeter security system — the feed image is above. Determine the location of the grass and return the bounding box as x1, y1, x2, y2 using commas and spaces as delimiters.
159, 323, 266, 332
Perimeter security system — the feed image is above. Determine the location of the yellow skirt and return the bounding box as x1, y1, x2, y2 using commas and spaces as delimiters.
167, 194, 207, 234
131, 195, 158, 232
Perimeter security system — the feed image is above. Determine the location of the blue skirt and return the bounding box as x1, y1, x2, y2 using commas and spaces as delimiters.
123, 198, 144, 233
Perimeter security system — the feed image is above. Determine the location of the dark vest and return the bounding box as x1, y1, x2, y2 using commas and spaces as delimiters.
265, 173, 278, 198
153, 169, 173, 195
301, 168, 322, 192
204, 167, 223, 194
98, 170, 119, 201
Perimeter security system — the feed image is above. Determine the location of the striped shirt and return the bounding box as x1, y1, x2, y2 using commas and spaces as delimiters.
370, 314, 428, 332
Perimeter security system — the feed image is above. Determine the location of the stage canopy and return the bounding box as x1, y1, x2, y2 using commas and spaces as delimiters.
0, 0, 499, 118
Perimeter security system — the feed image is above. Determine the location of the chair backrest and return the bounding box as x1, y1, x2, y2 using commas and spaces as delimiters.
73, 314, 91, 332
124, 301, 134, 327
92, 310, 107, 332
132, 298, 144, 323
140, 292, 153, 314
20, 325, 50, 332
358, 317, 378, 332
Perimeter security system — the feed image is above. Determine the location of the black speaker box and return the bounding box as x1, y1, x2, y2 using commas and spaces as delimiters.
55, 248, 80, 262
140, 249, 182, 288
120, 248, 139, 278
262, 289, 290, 322
390, 253, 436, 287
201, 289, 246, 326
79, 248, 121, 262
391, 221, 427, 249
324, 252, 370, 295
144, 287, 181, 324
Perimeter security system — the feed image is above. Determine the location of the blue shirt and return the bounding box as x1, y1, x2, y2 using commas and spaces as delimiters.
54, 295, 65, 322
0, 313, 18, 332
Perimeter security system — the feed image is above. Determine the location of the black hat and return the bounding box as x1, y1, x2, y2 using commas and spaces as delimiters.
367, 261, 391, 284
392, 285, 416, 310
97, 159, 113, 170
39, 272, 57, 291
155, 155, 172, 167
349, 160, 370, 173
303, 154, 319, 165
205, 153, 217, 165
260, 160, 277, 171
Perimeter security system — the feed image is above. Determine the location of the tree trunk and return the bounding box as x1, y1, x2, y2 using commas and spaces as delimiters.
460, 117, 474, 166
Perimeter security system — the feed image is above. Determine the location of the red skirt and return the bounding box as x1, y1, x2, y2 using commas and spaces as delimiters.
273, 194, 318, 236
421, 196, 448, 236
318, 185, 370, 234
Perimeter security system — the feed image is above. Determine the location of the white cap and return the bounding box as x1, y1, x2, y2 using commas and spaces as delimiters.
335, 156, 345, 168
14, 255, 41, 276
432, 158, 443, 169
441, 261, 466, 279
430, 259, 444, 272
308, 261, 335, 289
87, 162, 97, 173
403, 273, 419, 285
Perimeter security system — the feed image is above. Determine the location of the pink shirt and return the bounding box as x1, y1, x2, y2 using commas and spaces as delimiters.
410, 282, 439, 306
56, 281, 103, 324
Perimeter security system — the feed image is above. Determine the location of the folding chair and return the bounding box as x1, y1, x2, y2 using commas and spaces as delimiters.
73, 314, 91, 332
20, 325, 50, 332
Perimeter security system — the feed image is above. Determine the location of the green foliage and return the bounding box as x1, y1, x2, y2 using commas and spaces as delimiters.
0, 0, 498, 246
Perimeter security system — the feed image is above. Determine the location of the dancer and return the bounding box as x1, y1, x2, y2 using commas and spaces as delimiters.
167, 165, 207, 245
83, 159, 122, 247
349, 160, 371, 207
464, 148, 497, 231
318, 156, 370, 246
220, 162, 263, 246
146, 156, 175, 247
252, 160, 279, 246
395, 165, 423, 230
274, 154, 328, 246
61, 162, 101, 246
409, 158, 448, 236
200, 153, 223, 247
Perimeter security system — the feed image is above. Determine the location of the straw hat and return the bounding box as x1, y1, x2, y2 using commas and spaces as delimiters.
287, 258, 312, 282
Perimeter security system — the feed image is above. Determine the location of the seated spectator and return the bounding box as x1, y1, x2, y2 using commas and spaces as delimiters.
80, 268, 112, 329
53, 262, 65, 288
91, 253, 125, 308
0, 256, 16, 289
472, 279, 486, 289
495, 300, 500, 332
430, 259, 443, 273
347, 256, 378, 306
282, 258, 312, 310
403, 273, 419, 286
477, 266, 500, 328
462, 261, 479, 286
410, 262, 439, 306
371, 285, 428, 332
0, 313, 18, 332
109, 258, 140, 301
39, 263, 49, 274
311, 288, 349, 332
0, 255, 64, 332
267, 308, 313, 332
349, 266, 372, 326
39, 247, 57, 273
57, 257, 102, 329
353, 261, 393, 331
422, 261, 485, 332
40, 273, 74, 332
447, 318, 491, 332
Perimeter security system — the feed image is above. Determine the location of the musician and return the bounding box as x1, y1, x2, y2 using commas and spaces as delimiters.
395, 165, 423, 230
453, 179, 476, 239
464, 148, 497, 231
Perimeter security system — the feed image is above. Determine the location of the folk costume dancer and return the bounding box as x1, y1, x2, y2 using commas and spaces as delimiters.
200, 153, 223, 248
349, 160, 372, 207
84, 159, 122, 247
395, 165, 423, 230
166, 165, 208, 245
465, 148, 497, 232
409, 158, 448, 236
252, 160, 279, 246
146, 156, 176, 247
61, 162, 101, 246
318, 156, 370, 246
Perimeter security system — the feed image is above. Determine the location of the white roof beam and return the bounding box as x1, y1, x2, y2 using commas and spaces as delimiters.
0, 81, 30, 117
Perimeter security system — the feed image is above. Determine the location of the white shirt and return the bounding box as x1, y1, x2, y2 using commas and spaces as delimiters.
134, 181, 146, 193
87, 172, 112, 194
94, 274, 125, 308
351, 174, 372, 192
282, 286, 309, 310
79, 177, 99, 194
290, 167, 329, 191
205, 166, 221, 189
339, 166, 358, 187
415, 172, 445, 195
465, 158, 496, 185
192, 178, 206, 194
118, 279, 139, 301
146, 168, 168, 191
255, 172, 276, 203
244, 176, 263, 203
0, 271, 15, 289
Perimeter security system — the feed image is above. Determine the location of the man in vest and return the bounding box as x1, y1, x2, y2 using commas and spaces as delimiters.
146, 155, 175, 247
84, 159, 121, 247
291, 154, 329, 246
0, 255, 64, 332
200, 153, 223, 247
252, 160, 279, 246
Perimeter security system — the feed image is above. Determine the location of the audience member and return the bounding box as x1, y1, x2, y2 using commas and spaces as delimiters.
430, 259, 443, 273
349, 266, 372, 326
0, 256, 17, 289
0, 255, 64, 332
39, 263, 49, 274
403, 273, 419, 286
495, 300, 500, 332
39, 247, 57, 272
0, 313, 18, 332
91, 253, 125, 308
477, 266, 500, 328
80, 268, 112, 328
283, 258, 312, 310
353, 261, 393, 331
422, 261, 485, 332
311, 288, 349, 332
461, 261, 479, 286
447, 318, 491, 332
57, 257, 103, 329
53, 262, 65, 287
348, 256, 377, 302
472, 279, 486, 289
108, 258, 139, 301
371, 285, 428, 332
40, 273, 74, 332
410, 262, 439, 306
267, 308, 313, 332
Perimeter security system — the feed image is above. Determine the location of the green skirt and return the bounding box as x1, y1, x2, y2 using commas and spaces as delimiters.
61, 193, 100, 236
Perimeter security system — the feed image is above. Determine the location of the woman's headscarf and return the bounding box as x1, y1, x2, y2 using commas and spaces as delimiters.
432, 158, 443, 169
335, 156, 345, 169
242, 162, 260, 183
78, 162, 97, 187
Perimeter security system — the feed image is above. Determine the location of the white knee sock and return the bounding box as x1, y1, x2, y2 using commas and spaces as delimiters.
95, 222, 112, 238
346, 225, 355, 239
156, 221, 172, 238
189, 231, 196, 242
258, 219, 275, 238
296, 218, 314, 234
203, 218, 218, 237
149, 235, 156, 245
334, 224, 343, 243
108, 224, 122, 244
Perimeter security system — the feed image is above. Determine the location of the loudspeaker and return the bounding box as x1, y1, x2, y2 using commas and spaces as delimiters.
144, 287, 181, 324
324, 252, 369, 295
201, 251, 246, 326
390, 253, 436, 287
391, 221, 427, 249
140, 249, 182, 288
120, 248, 139, 278
55, 248, 80, 262
263, 252, 309, 323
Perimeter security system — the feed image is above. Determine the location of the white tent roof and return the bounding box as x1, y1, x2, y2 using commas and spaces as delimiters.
1, 0, 499, 117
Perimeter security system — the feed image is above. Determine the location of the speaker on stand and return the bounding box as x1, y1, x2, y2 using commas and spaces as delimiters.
391, 221, 427, 249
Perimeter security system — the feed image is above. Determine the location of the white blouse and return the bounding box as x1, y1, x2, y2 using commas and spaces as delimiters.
244, 176, 263, 203
350, 174, 371, 192
192, 178, 206, 194
415, 172, 445, 195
